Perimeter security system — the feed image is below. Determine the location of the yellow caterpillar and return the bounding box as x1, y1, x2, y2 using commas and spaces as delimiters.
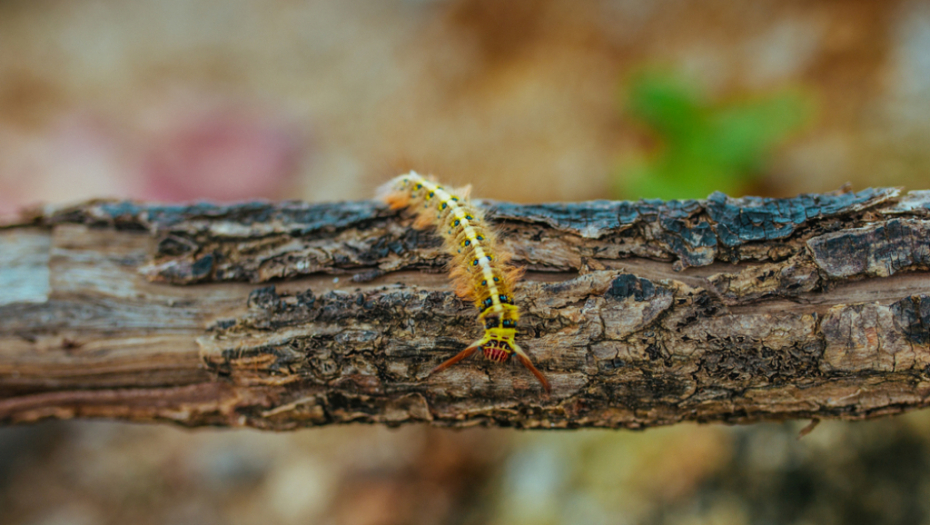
379, 171, 551, 393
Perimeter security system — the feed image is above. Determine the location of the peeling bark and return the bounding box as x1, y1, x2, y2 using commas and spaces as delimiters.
3, 187, 930, 429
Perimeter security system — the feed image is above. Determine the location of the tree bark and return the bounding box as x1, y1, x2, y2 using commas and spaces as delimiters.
3, 188, 930, 429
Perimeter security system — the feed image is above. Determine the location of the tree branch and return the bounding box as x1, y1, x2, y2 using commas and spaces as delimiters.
3, 188, 930, 429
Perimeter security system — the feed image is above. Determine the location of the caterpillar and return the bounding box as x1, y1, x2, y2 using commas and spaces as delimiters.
379, 171, 551, 393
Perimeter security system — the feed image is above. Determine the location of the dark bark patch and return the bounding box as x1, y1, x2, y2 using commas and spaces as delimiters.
706, 188, 895, 248
190, 253, 215, 279
808, 219, 930, 279
699, 340, 824, 386
485, 200, 625, 237
606, 274, 657, 302
891, 295, 930, 347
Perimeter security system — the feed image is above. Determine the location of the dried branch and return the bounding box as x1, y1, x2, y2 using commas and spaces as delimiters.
3, 188, 930, 429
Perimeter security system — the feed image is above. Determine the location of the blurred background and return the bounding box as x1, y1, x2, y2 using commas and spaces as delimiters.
3, 0, 930, 523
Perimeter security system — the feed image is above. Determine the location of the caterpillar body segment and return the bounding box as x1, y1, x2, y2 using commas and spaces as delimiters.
380, 171, 551, 394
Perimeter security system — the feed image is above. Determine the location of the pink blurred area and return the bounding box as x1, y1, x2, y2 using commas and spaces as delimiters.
0, 96, 302, 220
136, 100, 302, 203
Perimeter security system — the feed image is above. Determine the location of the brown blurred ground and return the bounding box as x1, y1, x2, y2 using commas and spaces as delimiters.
3, 1, 930, 524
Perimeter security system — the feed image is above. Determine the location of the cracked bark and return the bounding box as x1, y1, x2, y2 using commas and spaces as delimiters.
3, 187, 930, 429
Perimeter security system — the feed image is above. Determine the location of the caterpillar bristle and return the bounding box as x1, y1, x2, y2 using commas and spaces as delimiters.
455, 280, 474, 300
446, 264, 472, 300
504, 265, 525, 285
495, 247, 514, 264
455, 184, 472, 200
378, 171, 549, 394
413, 212, 434, 230
382, 191, 410, 210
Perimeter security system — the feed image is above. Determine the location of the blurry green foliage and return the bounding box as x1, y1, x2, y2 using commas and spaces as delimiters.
615, 71, 813, 200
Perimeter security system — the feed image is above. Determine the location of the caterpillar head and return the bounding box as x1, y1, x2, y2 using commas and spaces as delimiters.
481, 338, 512, 363
480, 328, 517, 363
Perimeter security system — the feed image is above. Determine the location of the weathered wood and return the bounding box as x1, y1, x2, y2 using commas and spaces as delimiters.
3, 188, 930, 429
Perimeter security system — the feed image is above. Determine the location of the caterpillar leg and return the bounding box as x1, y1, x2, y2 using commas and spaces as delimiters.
512, 344, 551, 394
429, 343, 480, 376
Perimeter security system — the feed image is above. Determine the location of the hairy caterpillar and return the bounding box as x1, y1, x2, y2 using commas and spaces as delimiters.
379, 171, 551, 393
